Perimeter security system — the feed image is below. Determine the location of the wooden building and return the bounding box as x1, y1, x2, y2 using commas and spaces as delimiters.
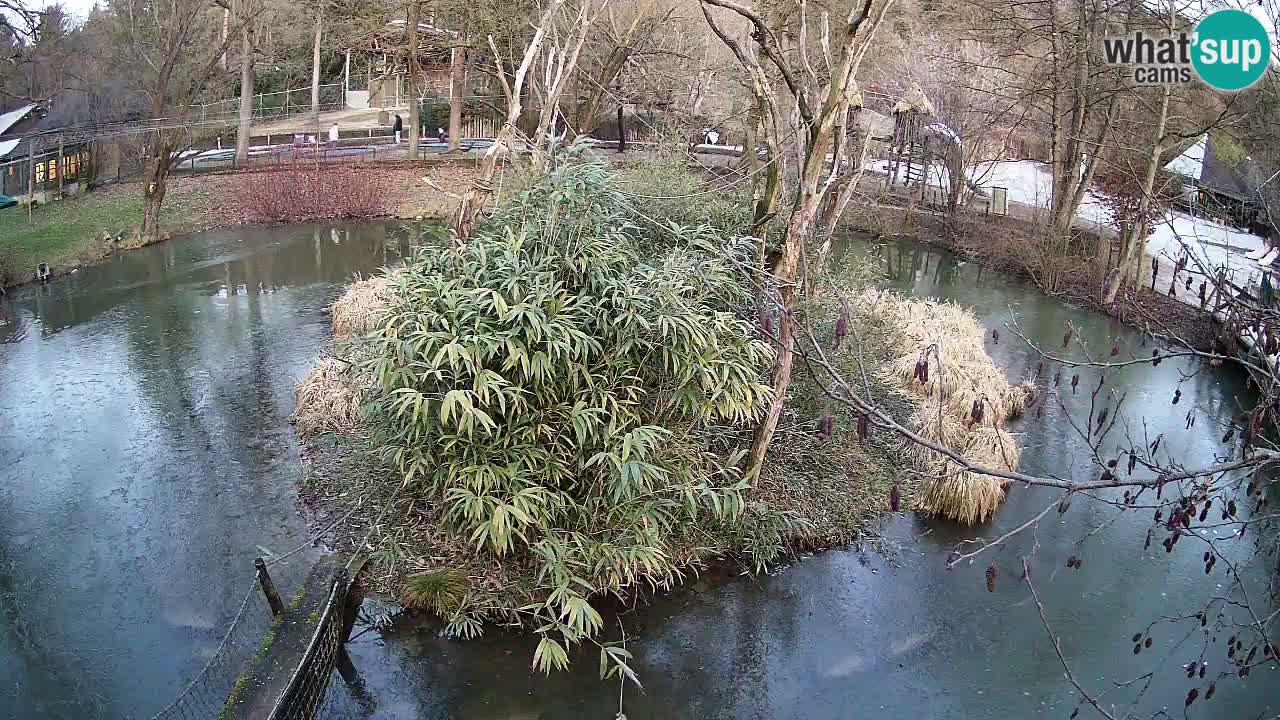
0, 104, 94, 204
341, 20, 456, 111
1163, 134, 1260, 230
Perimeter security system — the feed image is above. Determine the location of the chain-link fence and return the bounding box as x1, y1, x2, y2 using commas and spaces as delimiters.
146, 563, 365, 720
266, 570, 351, 720
148, 577, 279, 720
192, 84, 346, 126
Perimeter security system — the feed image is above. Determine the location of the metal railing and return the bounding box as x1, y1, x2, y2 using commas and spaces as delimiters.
193, 84, 346, 125
267, 570, 351, 720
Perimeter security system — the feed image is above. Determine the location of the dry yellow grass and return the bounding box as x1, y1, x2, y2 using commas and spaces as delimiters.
913, 469, 1009, 526
331, 273, 398, 338
292, 357, 363, 437
863, 289, 1023, 524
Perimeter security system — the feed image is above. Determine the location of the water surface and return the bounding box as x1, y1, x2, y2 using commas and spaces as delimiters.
0, 221, 431, 718
0, 228, 1274, 719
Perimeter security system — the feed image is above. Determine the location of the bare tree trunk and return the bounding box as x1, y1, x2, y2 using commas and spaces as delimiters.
945, 143, 965, 213
235, 1, 255, 164
310, 0, 323, 121
1102, 83, 1171, 304
748, 198, 818, 475
740, 109, 759, 175
454, 123, 511, 240
819, 119, 875, 238
220, 8, 231, 71
448, 39, 465, 152
406, 0, 420, 159
700, 0, 895, 478
142, 137, 173, 244
616, 105, 625, 152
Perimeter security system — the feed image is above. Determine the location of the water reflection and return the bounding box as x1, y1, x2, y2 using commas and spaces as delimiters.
0, 221, 440, 718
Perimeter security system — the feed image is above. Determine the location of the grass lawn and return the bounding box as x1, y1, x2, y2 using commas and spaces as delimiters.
0, 188, 145, 282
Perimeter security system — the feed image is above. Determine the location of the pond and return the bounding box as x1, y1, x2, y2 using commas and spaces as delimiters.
0, 224, 1274, 719
0, 222, 433, 718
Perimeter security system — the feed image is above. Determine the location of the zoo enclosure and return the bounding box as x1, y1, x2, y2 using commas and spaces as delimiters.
192, 84, 347, 125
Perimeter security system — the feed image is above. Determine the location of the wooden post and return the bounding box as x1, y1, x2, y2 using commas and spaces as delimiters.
57, 137, 64, 197
616, 105, 625, 153
255, 557, 285, 615
27, 142, 35, 224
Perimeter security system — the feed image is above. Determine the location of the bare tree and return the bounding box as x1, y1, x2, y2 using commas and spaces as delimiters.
109, 0, 246, 242
566, 0, 673, 136
528, 0, 605, 172
309, 0, 324, 121
235, 0, 256, 163
406, 0, 420, 158
452, 0, 565, 240
448, 30, 465, 151
701, 0, 896, 477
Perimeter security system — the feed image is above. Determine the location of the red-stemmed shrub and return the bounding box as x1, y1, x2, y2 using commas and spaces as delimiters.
228, 165, 396, 225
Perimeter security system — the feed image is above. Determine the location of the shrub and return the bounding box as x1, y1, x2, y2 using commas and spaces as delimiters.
359, 159, 773, 667
229, 166, 395, 225
616, 153, 752, 245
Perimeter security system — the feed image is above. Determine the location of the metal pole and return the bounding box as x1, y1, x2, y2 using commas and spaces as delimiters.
344, 49, 351, 97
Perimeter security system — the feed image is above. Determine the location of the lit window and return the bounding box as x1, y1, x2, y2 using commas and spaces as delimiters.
48, 161, 57, 180
35, 163, 45, 183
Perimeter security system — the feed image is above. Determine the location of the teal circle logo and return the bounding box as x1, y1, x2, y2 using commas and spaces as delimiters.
1192, 9, 1270, 91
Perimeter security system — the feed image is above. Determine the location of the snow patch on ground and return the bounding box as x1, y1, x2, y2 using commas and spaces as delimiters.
1145, 211, 1268, 290
868, 156, 1269, 289
969, 160, 1113, 227
967, 159, 1271, 290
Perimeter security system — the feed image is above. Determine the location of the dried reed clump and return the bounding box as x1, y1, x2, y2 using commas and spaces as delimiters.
916, 468, 1009, 526
902, 398, 969, 465
1008, 381, 1038, 419
912, 425, 1021, 525
331, 272, 398, 338
292, 357, 363, 437
863, 289, 1023, 524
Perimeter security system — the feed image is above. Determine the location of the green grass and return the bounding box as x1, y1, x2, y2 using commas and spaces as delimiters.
0, 189, 144, 283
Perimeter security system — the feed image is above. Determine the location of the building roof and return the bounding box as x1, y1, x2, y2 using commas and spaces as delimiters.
0, 104, 36, 136
0, 105, 39, 159
1163, 133, 1254, 202
1164, 136, 1205, 178
1200, 134, 1253, 200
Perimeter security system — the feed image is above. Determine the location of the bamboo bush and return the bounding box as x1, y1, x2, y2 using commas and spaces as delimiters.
358, 158, 774, 669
